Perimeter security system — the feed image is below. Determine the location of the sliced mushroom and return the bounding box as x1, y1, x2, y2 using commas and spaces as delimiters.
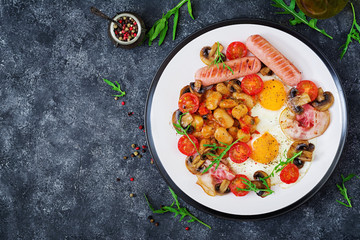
253, 170, 271, 187
179, 85, 191, 98
200, 43, 225, 66
215, 180, 231, 194
287, 140, 315, 165
250, 180, 270, 198
287, 88, 312, 114
190, 80, 205, 95
227, 80, 242, 93
172, 110, 194, 133
201, 147, 216, 160
311, 88, 334, 111
260, 66, 273, 76
185, 155, 205, 174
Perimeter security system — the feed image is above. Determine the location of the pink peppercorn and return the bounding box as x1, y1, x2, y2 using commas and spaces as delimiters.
185, 227, 190, 231
130, 177, 134, 181
121, 101, 125, 105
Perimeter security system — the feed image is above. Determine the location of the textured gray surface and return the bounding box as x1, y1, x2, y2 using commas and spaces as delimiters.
0, 0, 360, 239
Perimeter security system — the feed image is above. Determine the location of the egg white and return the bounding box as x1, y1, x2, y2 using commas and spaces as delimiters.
228, 77, 315, 189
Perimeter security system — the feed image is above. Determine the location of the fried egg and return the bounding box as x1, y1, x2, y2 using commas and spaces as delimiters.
228, 76, 313, 189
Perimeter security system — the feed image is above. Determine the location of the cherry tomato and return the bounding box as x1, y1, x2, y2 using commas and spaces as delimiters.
280, 163, 300, 184
177, 135, 199, 156
241, 74, 264, 96
178, 93, 199, 114
226, 41, 247, 60
229, 142, 251, 163
229, 174, 250, 197
296, 80, 318, 102
198, 102, 210, 116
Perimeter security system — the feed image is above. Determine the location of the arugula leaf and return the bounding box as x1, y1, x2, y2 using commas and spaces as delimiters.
210, 42, 234, 75
201, 138, 242, 174
336, 173, 359, 208
237, 177, 274, 196
265, 151, 303, 179
145, 187, 211, 229
271, 0, 333, 39
103, 79, 126, 97
146, 0, 195, 46
340, 3, 360, 59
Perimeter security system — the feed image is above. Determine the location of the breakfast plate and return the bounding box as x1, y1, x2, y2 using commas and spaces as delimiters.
145, 19, 347, 219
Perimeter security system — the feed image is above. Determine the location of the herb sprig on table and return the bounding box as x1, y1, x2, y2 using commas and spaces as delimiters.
146, 0, 195, 46
103, 79, 126, 97
201, 138, 242, 174
336, 174, 359, 208
145, 187, 211, 229
173, 112, 200, 155
271, 0, 333, 39
211, 41, 234, 75
340, 2, 360, 59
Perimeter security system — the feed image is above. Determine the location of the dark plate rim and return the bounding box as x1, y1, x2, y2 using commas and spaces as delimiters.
144, 18, 348, 220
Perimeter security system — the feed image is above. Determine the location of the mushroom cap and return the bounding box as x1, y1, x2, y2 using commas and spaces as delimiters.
311, 91, 334, 111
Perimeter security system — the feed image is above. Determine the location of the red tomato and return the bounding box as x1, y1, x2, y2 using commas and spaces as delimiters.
280, 164, 300, 184
178, 93, 199, 114
229, 142, 251, 163
226, 41, 247, 60
296, 80, 318, 102
198, 102, 210, 115
241, 74, 264, 95
229, 174, 250, 196
177, 135, 199, 156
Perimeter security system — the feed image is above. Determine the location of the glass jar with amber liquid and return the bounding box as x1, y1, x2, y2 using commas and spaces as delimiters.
296, 0, 348, 19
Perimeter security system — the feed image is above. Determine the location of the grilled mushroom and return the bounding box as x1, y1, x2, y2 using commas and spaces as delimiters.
200, 43, 225, 66
287, 88, 312, 114
215, 179, 231, 194
227, 80, 242, 93
260, 66, 273, 76
185, 155, 205, 174
253, 171, 271, 187
287, 141, 315, 168
190, 80, 205, 95
251, 171, 272, 198
311, 88, 334, 111
172, 110, 194, 133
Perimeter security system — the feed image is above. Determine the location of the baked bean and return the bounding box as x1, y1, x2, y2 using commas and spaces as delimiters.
205, 91, 222, 110
213, 108, 234, 128
232, 104, 248, 119
219, 99, 238, 108
214, 127, 233, 145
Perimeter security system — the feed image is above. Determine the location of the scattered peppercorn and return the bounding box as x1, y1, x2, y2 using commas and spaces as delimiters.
150, 219, 155, 223
121, 101, 125, 105
142, 149, 146, 153
131, 153, 135, 158
134, 151, 139, 156
130, 177, 134, 181
131, 144, 136, 148
185, 227, 190, 231
155, 222, 159, 226
142, 145, 147, 149
135, 147, 140, 150
137, 154, 142, 158
129, 193, 134, 197
147, 215, 153, 220
116, 178, 120, 182
123, 156, 128, 160
139, 125, 144, 130
114, 96, 119, 100
128, 112, 134, 116
150, 159, 154, 164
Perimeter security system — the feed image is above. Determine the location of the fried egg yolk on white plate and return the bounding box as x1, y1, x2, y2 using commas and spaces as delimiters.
228, 76, 314, 189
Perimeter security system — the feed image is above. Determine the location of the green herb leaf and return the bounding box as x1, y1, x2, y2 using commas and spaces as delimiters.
146, 0, 195, 46
145, 187, 211, 229
209, 41, 234, 75
336, 173, 358, 208
237, 177, 274, 196
103, 79, 126, 97
340, 3, 360, 59
271, 0, 333, 39
172, 9, 180, 40
187, 0, 195, 20
264, 151, 302, 179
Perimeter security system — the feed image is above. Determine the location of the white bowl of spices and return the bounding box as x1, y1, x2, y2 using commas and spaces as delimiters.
108, 12, 145, 49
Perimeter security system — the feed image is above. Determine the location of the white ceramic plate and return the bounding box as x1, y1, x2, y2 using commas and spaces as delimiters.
145, 19, 347, 219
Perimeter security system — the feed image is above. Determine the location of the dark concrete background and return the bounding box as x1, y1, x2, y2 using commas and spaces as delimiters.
1, 0, 359, 239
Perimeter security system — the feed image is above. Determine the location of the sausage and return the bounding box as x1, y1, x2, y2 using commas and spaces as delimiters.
246, 35, 301, 86
194, 56, 261, 86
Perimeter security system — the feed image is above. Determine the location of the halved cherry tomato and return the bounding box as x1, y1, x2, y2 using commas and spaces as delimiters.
226, 41, 247, 60
178, 93, 199, 114
296, 80, 318, 102
241, 74, 264, 95
177, 135, 199, 156
229, 174, 250, 196
198, 102, 210, 116
229, 142, 251, 163
280, 163, 299, 184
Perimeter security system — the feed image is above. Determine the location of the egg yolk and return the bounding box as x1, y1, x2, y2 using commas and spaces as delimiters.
259, 79, 286, 110
250, 132, 279, 164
